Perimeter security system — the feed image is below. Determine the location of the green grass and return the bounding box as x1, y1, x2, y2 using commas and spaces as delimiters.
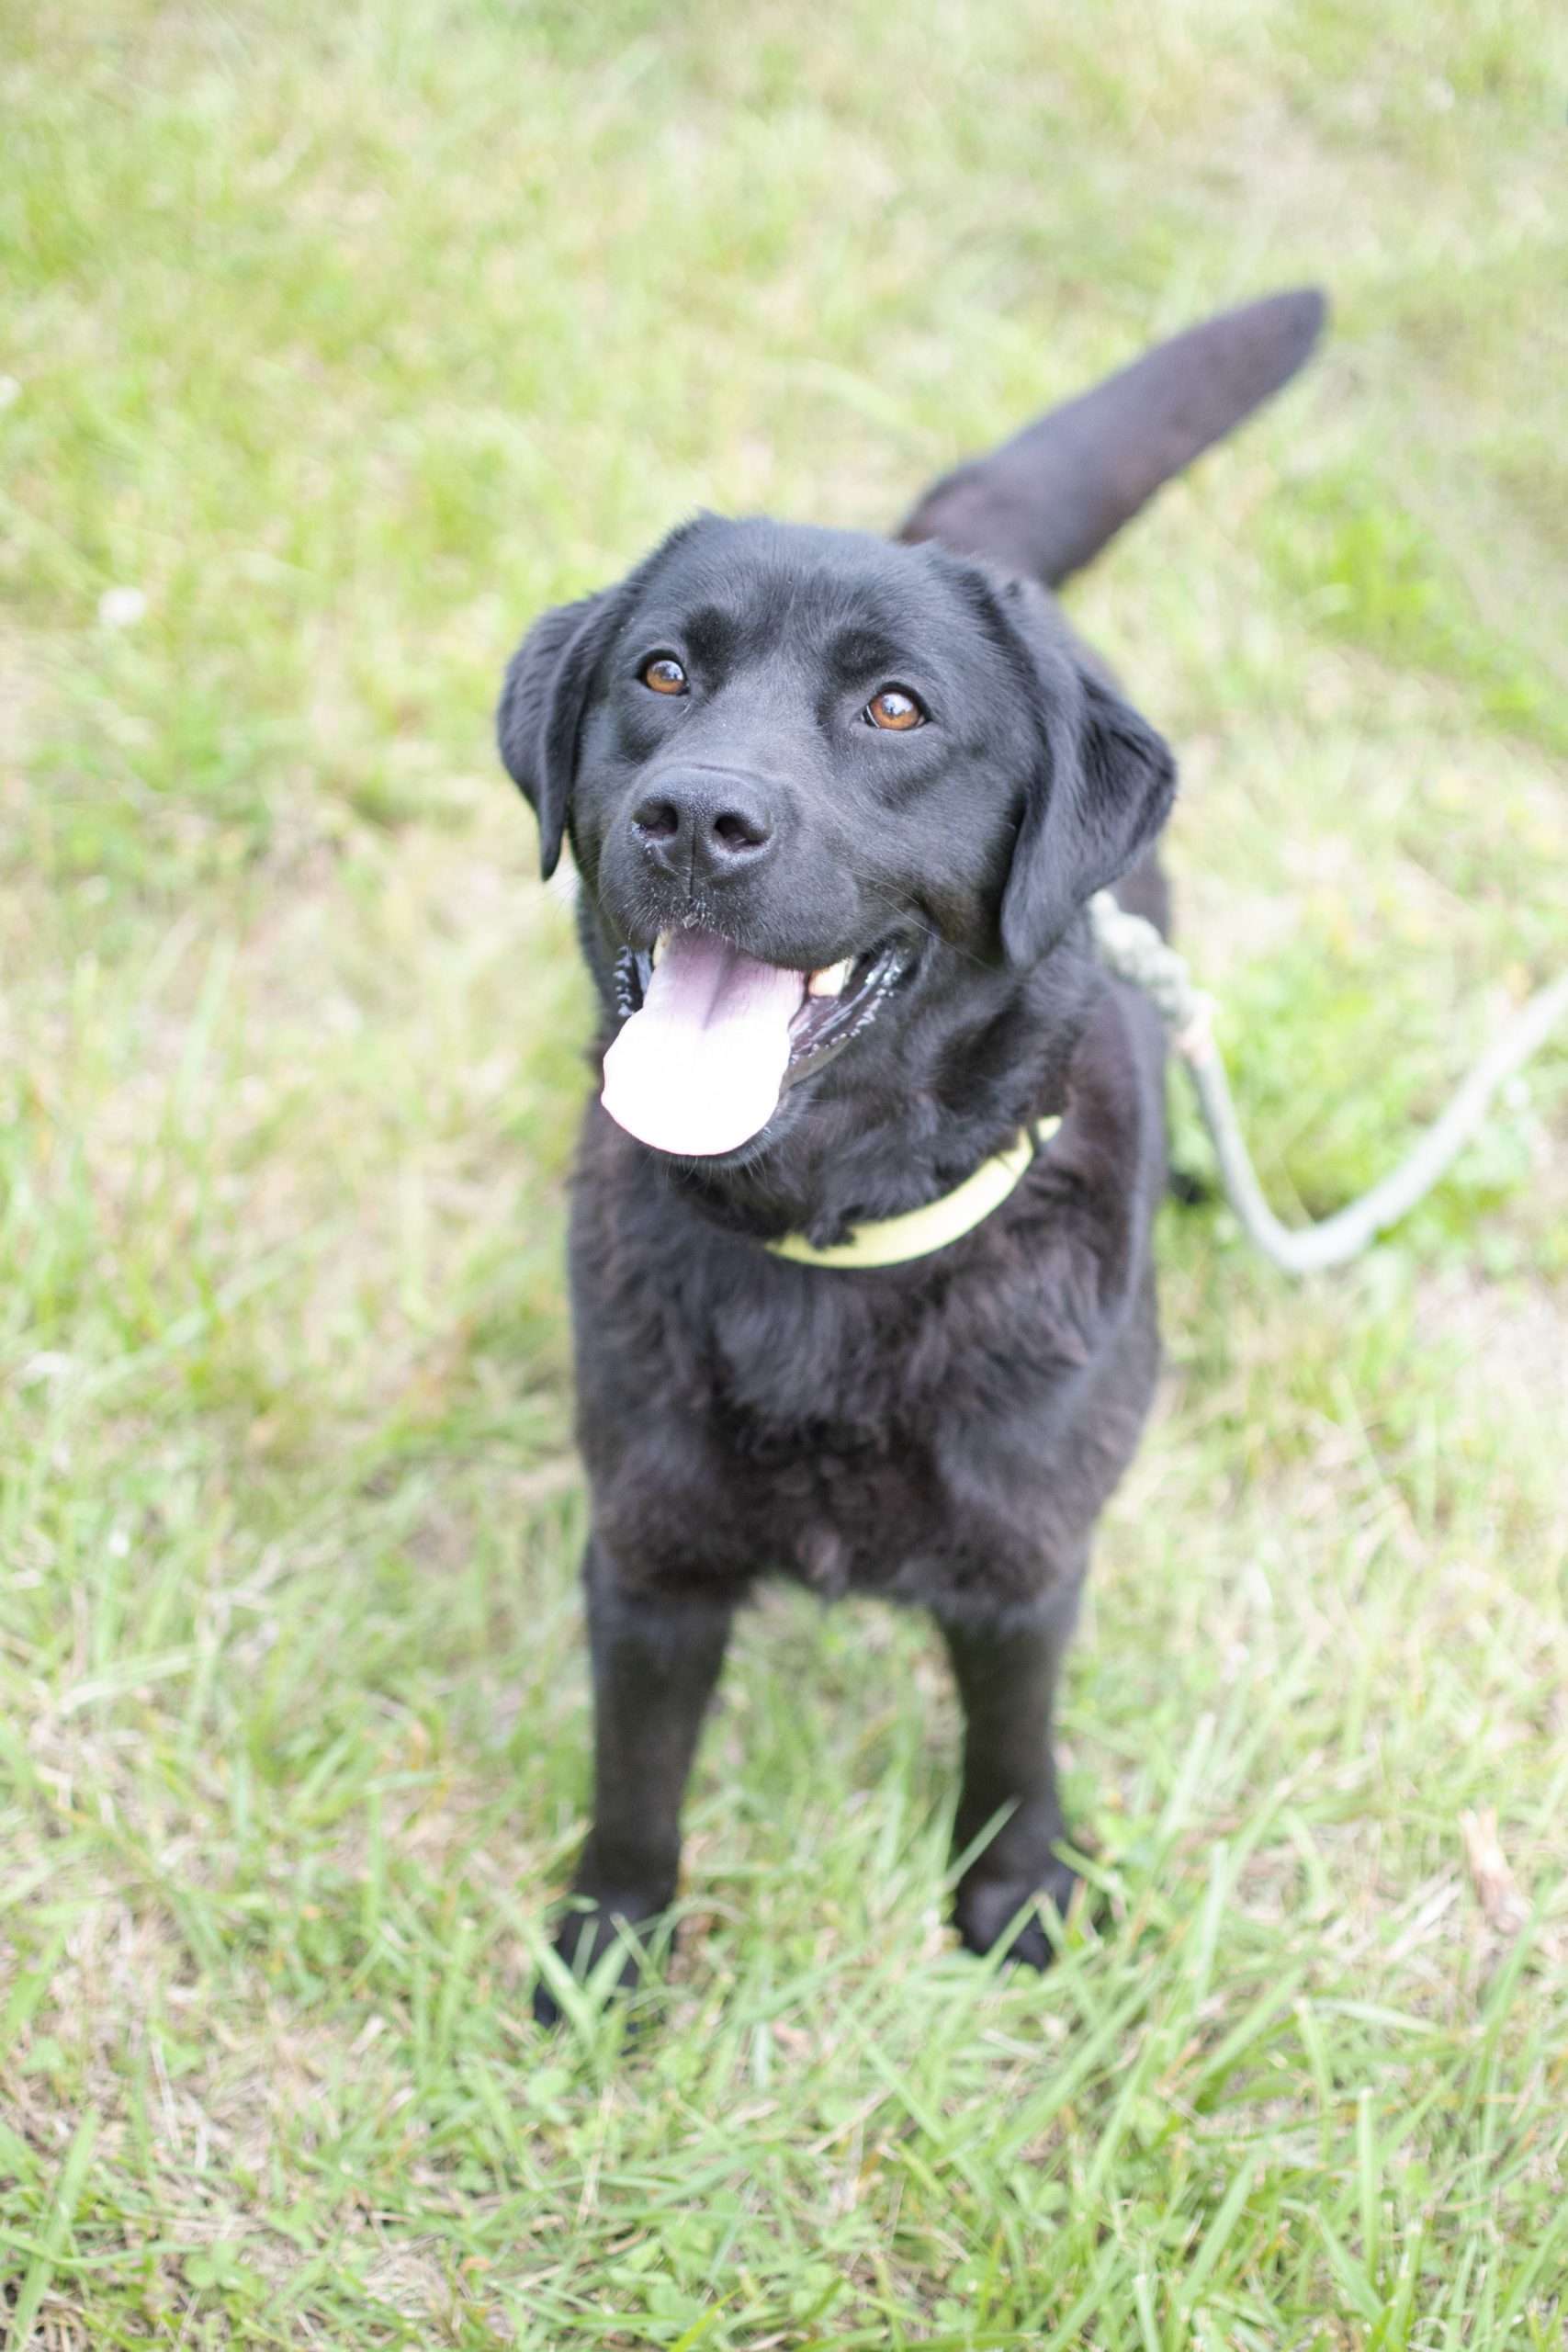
3, 0, 1566, 2343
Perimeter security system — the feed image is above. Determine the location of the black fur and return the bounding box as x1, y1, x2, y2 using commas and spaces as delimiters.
900, 286, 1325, 588
498, 291, 1325, 2016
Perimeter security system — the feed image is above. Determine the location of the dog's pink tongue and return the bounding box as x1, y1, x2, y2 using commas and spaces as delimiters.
602, 929, 806, 1157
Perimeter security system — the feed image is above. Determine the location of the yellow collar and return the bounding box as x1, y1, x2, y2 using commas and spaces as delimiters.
765, 1119, 1059, 1270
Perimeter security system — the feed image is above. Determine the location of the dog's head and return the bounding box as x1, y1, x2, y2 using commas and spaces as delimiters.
499, 515, 1173, 1164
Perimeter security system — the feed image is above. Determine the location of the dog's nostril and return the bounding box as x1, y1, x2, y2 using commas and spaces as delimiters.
632, 795, 681, 842
631, 786, 774, 866
712, 808, 771, 854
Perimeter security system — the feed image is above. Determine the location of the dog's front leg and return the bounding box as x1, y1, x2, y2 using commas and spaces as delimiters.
934, 1570, 1086, 1970
536, 1539, 733, 2024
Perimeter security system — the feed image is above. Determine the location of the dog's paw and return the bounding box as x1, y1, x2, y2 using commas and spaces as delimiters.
953, 1856, 1079, 1972
531, 1894, 668, 2029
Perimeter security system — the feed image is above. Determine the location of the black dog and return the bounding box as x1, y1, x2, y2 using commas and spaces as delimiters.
499, 290, 1325, 2014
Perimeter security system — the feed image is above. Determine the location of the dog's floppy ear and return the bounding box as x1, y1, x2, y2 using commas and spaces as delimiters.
998, 605, 1177, 967
496, 587, 624, 879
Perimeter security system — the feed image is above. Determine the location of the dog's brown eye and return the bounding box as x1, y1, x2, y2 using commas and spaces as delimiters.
865, 688, 924, 731
641, 656, 687, 695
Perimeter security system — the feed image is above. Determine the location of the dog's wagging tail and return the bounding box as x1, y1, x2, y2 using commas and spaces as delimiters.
900, 287, 1325, 588
497, 291, 1326, 2019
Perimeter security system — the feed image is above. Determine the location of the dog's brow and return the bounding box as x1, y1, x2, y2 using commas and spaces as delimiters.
824, 623, 911, 681
681, 604, 740, 671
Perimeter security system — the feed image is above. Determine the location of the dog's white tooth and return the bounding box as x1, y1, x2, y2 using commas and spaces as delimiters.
651, 930, 672, 968
807, 958, 852, 998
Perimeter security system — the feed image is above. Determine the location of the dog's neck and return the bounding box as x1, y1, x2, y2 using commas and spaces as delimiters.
635, 933, 1100, 1248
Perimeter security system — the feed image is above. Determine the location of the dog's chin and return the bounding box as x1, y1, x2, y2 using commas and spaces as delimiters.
633, 1075, 815, 1178
615, 1038, 880, 1189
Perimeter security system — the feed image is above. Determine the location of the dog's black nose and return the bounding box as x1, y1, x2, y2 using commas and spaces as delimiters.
630, 773, 775, 884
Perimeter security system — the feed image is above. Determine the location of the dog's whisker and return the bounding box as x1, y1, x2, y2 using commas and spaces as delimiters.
852, 880, 994, 977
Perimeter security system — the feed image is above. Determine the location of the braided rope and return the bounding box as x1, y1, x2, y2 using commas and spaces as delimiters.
1087, 890, 1568, 1274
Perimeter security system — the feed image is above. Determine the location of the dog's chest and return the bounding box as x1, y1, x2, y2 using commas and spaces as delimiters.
572, 1184, 1145, 1604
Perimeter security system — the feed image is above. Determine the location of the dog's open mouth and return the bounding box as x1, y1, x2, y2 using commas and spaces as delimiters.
603, 927, 906, 1158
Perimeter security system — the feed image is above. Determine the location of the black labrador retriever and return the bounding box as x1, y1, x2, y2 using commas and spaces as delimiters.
499, 290, 1325, 2015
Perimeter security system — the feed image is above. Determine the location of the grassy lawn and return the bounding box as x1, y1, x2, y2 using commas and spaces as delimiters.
3, 0, 1567, 2342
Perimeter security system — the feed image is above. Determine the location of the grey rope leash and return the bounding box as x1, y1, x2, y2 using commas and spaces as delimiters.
1088, 890, 1568, 1275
